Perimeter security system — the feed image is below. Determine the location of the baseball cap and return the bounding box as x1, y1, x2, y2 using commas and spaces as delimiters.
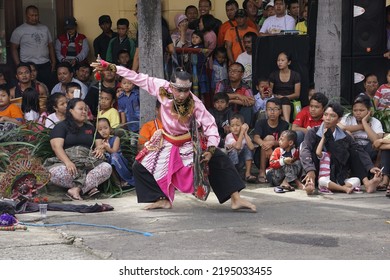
266, 1, 275, 9
64, 16, 77, 29
235, 9, 247, 18
99, 15, 112, 25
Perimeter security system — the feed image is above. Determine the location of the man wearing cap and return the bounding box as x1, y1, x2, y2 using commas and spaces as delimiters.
224, 9, 259, 65
217, 0, 258, 47
10, 5, 56, 90
55, 16, 89, 67
93, 15, 117, 60
259, 0, 296, 35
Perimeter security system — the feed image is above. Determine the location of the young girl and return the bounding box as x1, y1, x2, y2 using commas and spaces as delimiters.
45, 92, 67, 129
374, 69, 390, 110
211, 47, 228, 94
97, 118, 135, 186
189, 30, 209, 101
21, 87, 40, 122
269, 52, 301, 123
339, 95, 384, 162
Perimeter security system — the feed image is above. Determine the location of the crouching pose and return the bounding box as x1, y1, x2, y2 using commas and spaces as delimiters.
91, 60, 256, 211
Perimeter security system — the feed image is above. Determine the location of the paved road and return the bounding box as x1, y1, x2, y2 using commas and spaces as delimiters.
1, 185, 390, 260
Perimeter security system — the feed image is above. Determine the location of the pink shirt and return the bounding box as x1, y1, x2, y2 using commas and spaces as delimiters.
116, 66, 220, 148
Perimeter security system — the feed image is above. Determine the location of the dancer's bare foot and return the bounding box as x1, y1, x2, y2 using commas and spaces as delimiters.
231, 192, 256, 212
143, 199, 172, 210
363, 175, 382, 193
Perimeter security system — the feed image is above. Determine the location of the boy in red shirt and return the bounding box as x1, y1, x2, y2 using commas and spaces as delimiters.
292, 92, 328, 146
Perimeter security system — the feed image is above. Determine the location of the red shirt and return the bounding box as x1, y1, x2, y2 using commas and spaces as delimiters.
293, 108, 323, 129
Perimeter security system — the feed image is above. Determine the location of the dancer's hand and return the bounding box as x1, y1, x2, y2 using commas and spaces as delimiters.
200, 151, 212, 163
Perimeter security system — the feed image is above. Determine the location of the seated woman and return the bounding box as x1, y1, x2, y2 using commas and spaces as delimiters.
300, 102, 382, 195
44, 98, 112, 200
269, 52, 301, 123
339, 95, 384, 163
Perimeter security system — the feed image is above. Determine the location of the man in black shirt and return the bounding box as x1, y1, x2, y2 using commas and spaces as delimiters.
93, 15, 118, 60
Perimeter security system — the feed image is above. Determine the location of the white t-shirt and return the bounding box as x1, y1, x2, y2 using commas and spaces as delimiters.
45, 112, 61, 129
260, 15, 296, 34
10, 23, 53, 64
225, 132, 247, 151
24, 110, 40, 121
236, 52, 252, 86
340, 115, 384, 145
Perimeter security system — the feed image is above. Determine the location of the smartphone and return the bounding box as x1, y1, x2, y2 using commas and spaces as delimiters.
73, 89, 81, 98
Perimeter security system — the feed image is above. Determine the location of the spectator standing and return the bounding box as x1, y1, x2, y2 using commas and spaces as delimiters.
188, 0, 222, 36
295, 3, 308, 34
236, 31, 258, 88
185, 5, 199, 24
243, 0, 262, 28
10, 5, 56, 90
211, 47, 228, 93
225, 9, 259, 65
55, 17, 89, 68
258, 1, 276, 29
106, 18, 136, 66
93, 15, 117, 60
171, 14, 192, 48
288, 0, 300, 24
117, 77, 140, 133
259, 0, 296, 35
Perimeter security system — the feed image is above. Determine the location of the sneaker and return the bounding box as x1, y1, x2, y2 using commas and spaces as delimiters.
319, 186, 334, 195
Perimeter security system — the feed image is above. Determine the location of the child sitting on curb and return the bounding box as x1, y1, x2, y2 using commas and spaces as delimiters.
225, 113, 257, 183
267, 130, 304, 192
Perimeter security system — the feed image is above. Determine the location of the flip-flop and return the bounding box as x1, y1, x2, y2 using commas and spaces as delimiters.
65, 193, 83, 201
274, 186, 286, 193
246, 175, 257, 183
281, 185, 295, 192
258, 176, 267, 183
87, 188, 100, 198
